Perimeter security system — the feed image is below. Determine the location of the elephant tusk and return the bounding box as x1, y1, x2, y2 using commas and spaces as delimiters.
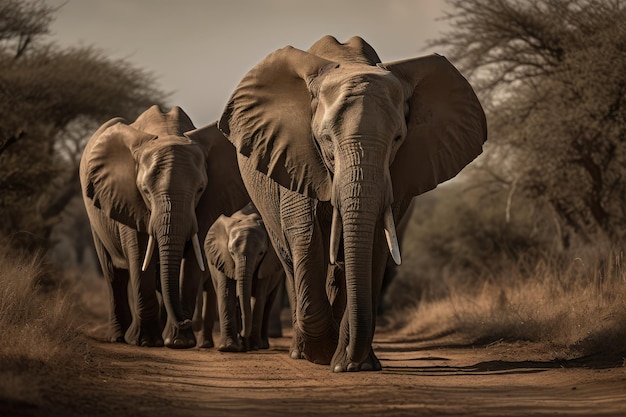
329, 205, 342, 265
383, 206, 402, 265
141, 235, 155, 272
192, 233, 205, 272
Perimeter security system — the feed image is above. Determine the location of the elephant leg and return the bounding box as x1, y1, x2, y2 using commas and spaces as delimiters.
326, 262, 346, 326
281, 194, 337, 365
196, 279, 216, 348
121, 230, 163, 347
192, 277, 204, 333
267, 279, 284, 338
250, 278, 269, 350
212, 267, 244, 352
125, 263, 163, 347
182, 257, 200, 347
110, 268, 132, 343
317, 201, 346, 324
283, 268, 300, 358
92, 233, 131, 343
259, 279, 281, 349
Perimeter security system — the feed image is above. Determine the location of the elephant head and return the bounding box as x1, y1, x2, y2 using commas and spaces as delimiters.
219, 36, 487, 368
83, 105, 235, 333
205, 203, 269, 347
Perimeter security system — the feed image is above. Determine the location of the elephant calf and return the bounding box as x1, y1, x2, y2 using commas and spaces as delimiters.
204, 203, 285, 352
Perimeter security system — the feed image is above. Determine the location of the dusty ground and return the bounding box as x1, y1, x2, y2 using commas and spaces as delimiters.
6, 319, 625, 417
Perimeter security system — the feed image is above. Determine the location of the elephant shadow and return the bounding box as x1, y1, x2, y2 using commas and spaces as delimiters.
379, 349, 626, 376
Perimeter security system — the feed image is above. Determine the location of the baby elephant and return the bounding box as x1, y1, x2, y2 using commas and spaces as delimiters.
204, 203, 284, 352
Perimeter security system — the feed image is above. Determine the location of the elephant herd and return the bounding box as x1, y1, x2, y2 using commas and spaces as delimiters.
80, 35, 487, 372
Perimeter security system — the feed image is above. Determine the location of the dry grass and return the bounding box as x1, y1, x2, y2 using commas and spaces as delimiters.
0, 240, 93, 407
391, 246, 626, 358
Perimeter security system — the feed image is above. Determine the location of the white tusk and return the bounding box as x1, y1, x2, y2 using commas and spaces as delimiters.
141, 235, 155, 272
329, 205, 342, 265
192, 233, 205, 272
383, 206, 402, 265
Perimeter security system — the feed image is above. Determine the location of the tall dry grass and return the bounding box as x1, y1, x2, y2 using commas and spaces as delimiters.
391, 244, 626, 358
0, 239, 92, 406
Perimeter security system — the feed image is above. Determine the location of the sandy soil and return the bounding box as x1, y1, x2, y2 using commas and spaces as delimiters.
5, 319, 625, 417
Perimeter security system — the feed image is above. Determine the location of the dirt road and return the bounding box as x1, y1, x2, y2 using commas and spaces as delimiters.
30, 323, 625, 417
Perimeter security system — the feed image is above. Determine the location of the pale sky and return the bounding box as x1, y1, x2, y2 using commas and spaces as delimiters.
45, 0, 451, 127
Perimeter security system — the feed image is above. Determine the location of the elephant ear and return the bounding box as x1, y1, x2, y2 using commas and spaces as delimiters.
219, 46, 335, 201
84, 120, 155, 231
204, 216, 236, 277
185, 122, 251, 233
384, 54, 487, 200
307, 35, 381, 65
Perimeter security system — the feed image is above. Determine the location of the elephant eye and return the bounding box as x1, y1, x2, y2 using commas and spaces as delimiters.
394, 135, 402, 143
320, 133, 332, 143
197, 187, 204, 195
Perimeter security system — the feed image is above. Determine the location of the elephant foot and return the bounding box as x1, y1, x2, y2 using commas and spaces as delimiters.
291, 326, 338, 365
198, 340, 214, 349
196, 332, 214, 349
218, 335, 245, 352
164, 326, 196, 349
249, 336, 270, 350
106, 326, 127, 343
111, 335, 126, 343
125, 318, 164, 347
331, 347, 382, 373
139, 335, 164, 348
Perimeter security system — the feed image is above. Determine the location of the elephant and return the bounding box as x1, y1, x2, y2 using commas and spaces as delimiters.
80, 105, 249, 348
204, 202, 285, 352
218, 36, 487, 372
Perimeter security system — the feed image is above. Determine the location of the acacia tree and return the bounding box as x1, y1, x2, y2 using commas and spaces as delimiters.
0, 0, 167, 251
433, 0, 626, 246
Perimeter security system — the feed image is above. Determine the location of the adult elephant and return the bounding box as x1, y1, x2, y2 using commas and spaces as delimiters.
80, 105, 249, 348
204, 202, 284, 352
219, 35, 487, 372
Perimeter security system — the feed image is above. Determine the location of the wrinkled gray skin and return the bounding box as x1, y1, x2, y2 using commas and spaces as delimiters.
219, 36, 487, 372
204, 203, 284, 352
80, 105, 249, 348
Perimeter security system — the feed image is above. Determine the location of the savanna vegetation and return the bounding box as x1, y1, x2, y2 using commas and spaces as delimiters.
0, 0, 624, 411
0, 0, 166, 408
385, 0, 626, 356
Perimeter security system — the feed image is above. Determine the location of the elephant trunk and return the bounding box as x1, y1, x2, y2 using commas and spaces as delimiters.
339, 187, 380, 364
158, 236, 190, 329
152, 194, 196, 330
335, 139, 395, 364
234, 255, 253, 341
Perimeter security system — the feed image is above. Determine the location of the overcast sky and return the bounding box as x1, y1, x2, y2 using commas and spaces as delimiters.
45, 0, 451, 127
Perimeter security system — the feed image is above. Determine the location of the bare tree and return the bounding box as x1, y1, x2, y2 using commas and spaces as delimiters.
0, 0, 168, 251
432, 0, 626, 245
